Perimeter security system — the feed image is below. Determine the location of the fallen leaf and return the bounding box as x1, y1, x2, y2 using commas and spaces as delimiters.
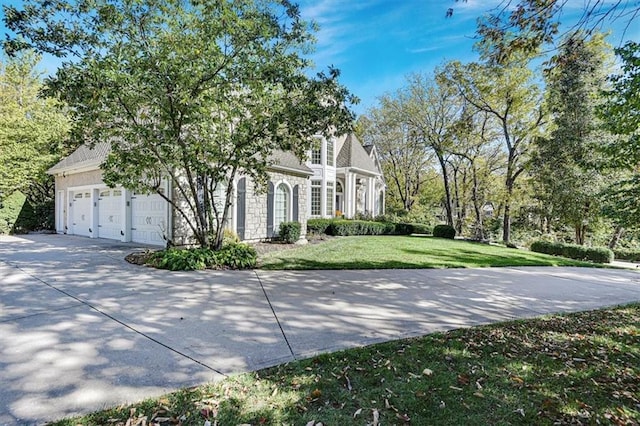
373, 409, 380, 426
305, 421, 315, 426
511, 376, 524, 385
423, 368, 433, 376
353, 408, 362, 418
396, 413, 411, 422
473, 392, 485, 398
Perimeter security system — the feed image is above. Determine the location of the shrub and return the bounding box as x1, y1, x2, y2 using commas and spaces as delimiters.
148, 247, 214, 271
327, 219, 390, 236
148, 243, 257, 271
278, 221, 301, 243
433, 224, 456, 239
530, 240, 613, 263
222, 229, 240, 246
306, 218, 334, 235
614, 248, 640, 263
214, 243, 257, 269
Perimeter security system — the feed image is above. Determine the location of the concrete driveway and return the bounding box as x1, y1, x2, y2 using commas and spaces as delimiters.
1, 234, 639, 425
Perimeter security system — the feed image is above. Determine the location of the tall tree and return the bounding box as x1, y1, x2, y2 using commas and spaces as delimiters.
0, 51, 70, 206
598, 41, 640, 232
442, 60, 545, 243
5, 0, 356, 249
360, 98, 434, 214
532, 32, 612, 244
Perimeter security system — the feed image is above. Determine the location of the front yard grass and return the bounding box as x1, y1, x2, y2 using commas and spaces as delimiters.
52, 303, 640, 425
259, 235, 597, 270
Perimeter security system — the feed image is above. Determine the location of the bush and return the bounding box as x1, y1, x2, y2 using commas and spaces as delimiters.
278, 221, 301, 243
148, 247, 213, 271
530, 240, 613, 263
327, 219, 392, 236
613, 248, 640, 263
433, 224, 456, 239
214, 242, 257, 269
222, 229, 240, 246
148, 243, 257, 271
307, 218, 334, 235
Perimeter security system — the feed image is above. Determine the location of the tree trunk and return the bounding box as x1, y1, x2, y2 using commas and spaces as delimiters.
437, 153, 454, 226
471, 165, 483, 240
502, 177, 514, 243
609, 226, 624, 249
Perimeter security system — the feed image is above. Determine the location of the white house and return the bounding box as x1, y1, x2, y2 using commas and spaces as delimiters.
47, 133, 384, 246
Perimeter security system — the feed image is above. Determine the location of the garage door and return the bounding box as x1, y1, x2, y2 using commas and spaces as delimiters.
71, 191, 92, 237
97, 188, 122, 240
131, 191, 167, 246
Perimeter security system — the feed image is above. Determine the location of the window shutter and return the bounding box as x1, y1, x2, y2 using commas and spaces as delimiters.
293, 185, 299, 222
236, 178, 246, 240
267, 181, 274, 238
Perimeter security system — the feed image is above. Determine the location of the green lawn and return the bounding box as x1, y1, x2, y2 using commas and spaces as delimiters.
51, 304, 640, 425
259, 235, 597, 270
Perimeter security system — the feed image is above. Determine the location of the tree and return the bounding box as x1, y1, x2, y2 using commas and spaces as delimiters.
532, 32, 612, 245
360, 99, 434, 214
466, 0, 640, 64
0, 51, 70, 210
598, 41, 640, 232
5, 0, 356, 249
442, 60, 545, 243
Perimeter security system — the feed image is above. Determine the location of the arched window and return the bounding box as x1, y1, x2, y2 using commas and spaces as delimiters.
275, 183, 290, 232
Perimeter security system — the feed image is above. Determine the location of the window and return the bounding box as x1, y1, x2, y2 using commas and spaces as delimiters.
275, 183, 289, 231
311, 180, 321, 216
311, 139, 322, 165
74, 193, 83, 199
113, 190, 122, 196
99, 190, 110, 197
326, 181, 334, 216
326, 139, 334, 166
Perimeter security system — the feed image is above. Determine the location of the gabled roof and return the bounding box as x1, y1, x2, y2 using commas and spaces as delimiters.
267, 150, 313, 175
47, 142, 110, 175
336, 134, 380, 175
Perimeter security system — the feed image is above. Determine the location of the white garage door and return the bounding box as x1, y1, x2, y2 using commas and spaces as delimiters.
97, 188, 122, 240
71, 191, 92, 237
131, 191, 167, 246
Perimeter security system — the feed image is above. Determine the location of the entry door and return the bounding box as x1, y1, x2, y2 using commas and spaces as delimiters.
71, 191, 92, 237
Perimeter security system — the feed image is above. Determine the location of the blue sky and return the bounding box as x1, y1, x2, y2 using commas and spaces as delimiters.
296, 0, 640, 115
2, 0, 638, 116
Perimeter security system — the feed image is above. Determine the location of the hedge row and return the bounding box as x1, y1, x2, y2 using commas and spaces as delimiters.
306, 218, 432, 237
530, 240, 613, 264
613, 248, 640, 263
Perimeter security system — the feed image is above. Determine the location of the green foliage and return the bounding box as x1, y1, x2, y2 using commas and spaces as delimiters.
5, 0, 355, 250
613, 248, 640, 263
214, 243, 257, 270
433, 224, 456, 239
278, 221, 301, 244
308, 218, 432, 237
532, 32, 611, 245
222, 229, 240, 246
148, 243, 257, 271
306, 218, 335, 235
530, 240, 613, 263
0, 51, 70, 204
327, 220, 392, 236
0, 191, 38, 234
148, 247, 213, 271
